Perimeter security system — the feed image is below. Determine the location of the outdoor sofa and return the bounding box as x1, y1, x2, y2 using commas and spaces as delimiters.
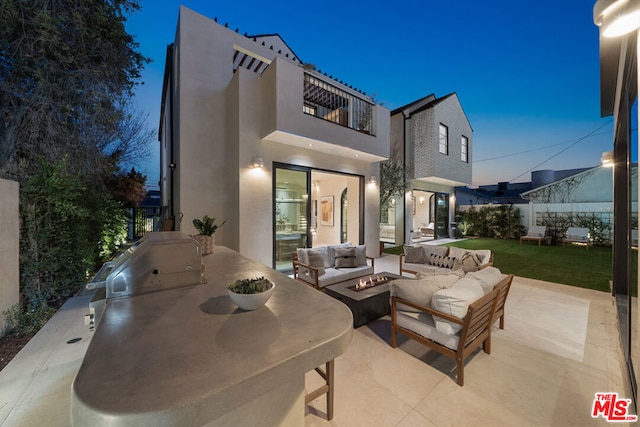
292, 243, 374, 290
390, 267, 514, 385
399, 245, 493, 277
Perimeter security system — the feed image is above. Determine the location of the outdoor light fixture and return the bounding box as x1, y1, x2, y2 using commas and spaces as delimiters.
601, 150, 615, 167
594, 0, 640, 37
369, 176, 377, 184
252, 157, 264, 169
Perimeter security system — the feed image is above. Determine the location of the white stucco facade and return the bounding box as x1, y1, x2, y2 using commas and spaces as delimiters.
160, 7, 390, 268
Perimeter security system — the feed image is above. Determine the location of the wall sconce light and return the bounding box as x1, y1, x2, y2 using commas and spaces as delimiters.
419, 197, 425, 205
594, 0, 640, 37
601, 150, 614, 167
252, 157, 264, 169
369, 176, 377, 184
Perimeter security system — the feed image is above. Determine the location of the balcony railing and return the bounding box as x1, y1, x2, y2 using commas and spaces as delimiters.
303, 73, 375, 136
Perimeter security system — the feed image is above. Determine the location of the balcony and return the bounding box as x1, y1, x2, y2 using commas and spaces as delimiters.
260, 58, 389, 162
303, 73, 375, 136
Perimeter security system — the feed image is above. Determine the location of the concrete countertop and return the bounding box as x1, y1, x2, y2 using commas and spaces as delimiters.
71, 246, 353, 426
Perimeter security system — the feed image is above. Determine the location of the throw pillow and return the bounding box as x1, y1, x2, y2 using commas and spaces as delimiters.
404, 245, 427, 263
306, 249, 326, 276
459, 251, 483, 273
391, 279, 446, 313
296, 248, 309, 265
429, 253, 455, 269
355, 245, 367, 266
423, 245, 449, 259
326, 243, 352, 267
466, 266, 504, 294
431, 277, 484, 334
334, 247, 357, 268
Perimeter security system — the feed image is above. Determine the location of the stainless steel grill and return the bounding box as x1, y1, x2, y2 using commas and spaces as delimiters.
85, 231, 202, 328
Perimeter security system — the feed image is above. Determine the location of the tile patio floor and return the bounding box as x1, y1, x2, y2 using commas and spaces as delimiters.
0, 253, 633, 426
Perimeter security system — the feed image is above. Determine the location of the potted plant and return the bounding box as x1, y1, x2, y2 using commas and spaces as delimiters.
192, 215, 226, 256
227, 276, 275, 310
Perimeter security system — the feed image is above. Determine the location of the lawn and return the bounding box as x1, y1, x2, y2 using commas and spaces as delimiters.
385, 238, 619, 292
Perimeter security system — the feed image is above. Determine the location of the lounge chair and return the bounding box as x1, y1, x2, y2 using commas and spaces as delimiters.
520, 226, 547, 246
562, 227, 590, 250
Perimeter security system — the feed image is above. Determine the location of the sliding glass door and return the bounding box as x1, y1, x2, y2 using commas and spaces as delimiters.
273, 165, 310, 272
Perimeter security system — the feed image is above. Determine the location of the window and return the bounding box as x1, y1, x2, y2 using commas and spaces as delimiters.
461, 135, 469, 162
439, 124, 448, 155
303, 104, 316, 116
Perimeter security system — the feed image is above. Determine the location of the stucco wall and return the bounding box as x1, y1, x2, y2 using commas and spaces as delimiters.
0, 179, 19, 336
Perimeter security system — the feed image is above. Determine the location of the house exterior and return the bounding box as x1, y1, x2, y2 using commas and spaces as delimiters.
520, 165, 637, 240
159, 6, 390, 271
384, 93, 472, 244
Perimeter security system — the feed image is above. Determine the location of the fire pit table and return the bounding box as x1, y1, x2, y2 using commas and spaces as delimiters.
325, 272, 402, 327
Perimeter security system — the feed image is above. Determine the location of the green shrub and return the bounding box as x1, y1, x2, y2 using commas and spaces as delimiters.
2, 303, 56, 336
459, 204, 524, 239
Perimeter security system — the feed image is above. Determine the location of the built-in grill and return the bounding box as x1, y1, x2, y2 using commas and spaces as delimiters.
85, 231, 202, 328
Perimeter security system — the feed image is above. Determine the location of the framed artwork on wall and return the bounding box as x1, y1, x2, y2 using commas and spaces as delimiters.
320, 196, 334, 226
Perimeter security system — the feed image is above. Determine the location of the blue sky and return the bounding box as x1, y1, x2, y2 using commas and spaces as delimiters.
125, 0, 613, 188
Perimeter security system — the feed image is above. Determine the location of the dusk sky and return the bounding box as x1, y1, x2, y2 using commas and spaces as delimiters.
125, 0, 614, 188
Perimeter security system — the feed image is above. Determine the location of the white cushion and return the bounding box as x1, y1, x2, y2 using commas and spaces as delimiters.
431, 277, 484, 335
394, 310, 460, 350
448, 246, 468, 259
466, 267, 504, 294
391, 278, 450, 312
423, 245, 449, 259
355, 245, 367, 266
296, 248, 309, 264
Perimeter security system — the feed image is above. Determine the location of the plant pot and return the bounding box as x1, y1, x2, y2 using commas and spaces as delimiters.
193, 234, 215, 256
227, 281, 275, 311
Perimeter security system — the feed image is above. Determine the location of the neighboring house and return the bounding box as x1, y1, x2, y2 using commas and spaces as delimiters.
456, 168, 592, 207
159, 7, 390, 272
384, 93, 472, 244
520, 165, 638, 235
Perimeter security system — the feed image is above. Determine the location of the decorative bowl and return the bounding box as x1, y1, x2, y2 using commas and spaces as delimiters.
227, 279, 275, 311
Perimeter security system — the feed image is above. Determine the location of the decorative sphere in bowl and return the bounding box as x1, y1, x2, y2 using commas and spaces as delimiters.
227, 277, 275, 311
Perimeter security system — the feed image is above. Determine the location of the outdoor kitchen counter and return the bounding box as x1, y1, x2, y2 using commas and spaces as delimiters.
71, 246, 353, 426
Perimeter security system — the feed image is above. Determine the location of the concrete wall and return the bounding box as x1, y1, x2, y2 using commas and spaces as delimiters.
0, 179, 19, 336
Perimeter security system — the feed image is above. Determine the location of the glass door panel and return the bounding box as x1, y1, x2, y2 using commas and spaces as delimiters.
435, 193, 449, 238
274, 167, 310, 272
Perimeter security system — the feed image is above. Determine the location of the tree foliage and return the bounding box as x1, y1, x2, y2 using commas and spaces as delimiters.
0, 0, 151, 180
0, 1, 152, 332
380, 147, 409, 211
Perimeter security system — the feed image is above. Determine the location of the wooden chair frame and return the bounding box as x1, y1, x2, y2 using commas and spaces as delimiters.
291, 252, 374, 290
391, 286, 501, 386
306, 360, 334, 420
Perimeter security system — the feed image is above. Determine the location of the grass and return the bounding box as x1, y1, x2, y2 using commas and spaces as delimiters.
385, 238, 619, 293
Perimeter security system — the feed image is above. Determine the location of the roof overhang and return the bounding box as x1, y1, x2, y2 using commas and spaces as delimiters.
262, 130, 387, 163
415, 176, 470, 188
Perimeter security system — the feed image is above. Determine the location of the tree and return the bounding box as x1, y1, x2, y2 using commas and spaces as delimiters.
380, 147, 409, 210
0, 1, 152, 333
0, 0, 151, 182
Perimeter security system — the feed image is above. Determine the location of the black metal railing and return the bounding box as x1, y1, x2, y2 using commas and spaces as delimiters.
303, 73, 375, 135
129, 207, 162, 239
